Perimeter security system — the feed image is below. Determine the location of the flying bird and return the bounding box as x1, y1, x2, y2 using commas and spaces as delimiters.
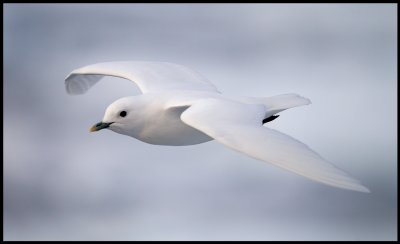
65, 61, 369, 193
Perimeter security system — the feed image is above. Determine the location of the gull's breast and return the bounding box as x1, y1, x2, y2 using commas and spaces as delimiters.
136, 105, 213, 146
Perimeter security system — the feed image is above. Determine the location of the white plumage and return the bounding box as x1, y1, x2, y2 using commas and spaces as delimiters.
65, 61, 370, 193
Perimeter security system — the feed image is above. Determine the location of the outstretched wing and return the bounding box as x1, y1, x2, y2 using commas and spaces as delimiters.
181, 98, 370, 193
65, 61, 220, 95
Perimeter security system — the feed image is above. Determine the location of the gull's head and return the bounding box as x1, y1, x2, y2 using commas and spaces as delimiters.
90, 96, 141, 136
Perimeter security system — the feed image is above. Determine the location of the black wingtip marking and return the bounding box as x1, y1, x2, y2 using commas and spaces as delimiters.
262, 115, 280, 124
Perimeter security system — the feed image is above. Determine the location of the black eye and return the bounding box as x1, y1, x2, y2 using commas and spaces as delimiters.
119, 111, 127, 117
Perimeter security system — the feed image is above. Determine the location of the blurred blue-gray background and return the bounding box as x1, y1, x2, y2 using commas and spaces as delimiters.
4, 4, 397, 241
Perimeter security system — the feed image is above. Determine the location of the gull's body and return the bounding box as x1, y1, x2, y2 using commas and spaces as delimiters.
105, 91, 217, 145
65, 61, 370, 193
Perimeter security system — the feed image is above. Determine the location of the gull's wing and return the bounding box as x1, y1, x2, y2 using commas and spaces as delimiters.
65, 61, 220, 95
181, 98, 370, 192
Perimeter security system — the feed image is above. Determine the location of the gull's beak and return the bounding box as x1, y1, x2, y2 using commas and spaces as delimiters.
90, 122, 114, 132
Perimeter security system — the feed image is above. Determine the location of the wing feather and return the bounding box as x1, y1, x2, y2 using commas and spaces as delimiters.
181, 98, 369, 193
65, 61, 220, 95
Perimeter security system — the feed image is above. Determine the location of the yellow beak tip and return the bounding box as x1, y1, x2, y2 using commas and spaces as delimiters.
90, 121, 112, 132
